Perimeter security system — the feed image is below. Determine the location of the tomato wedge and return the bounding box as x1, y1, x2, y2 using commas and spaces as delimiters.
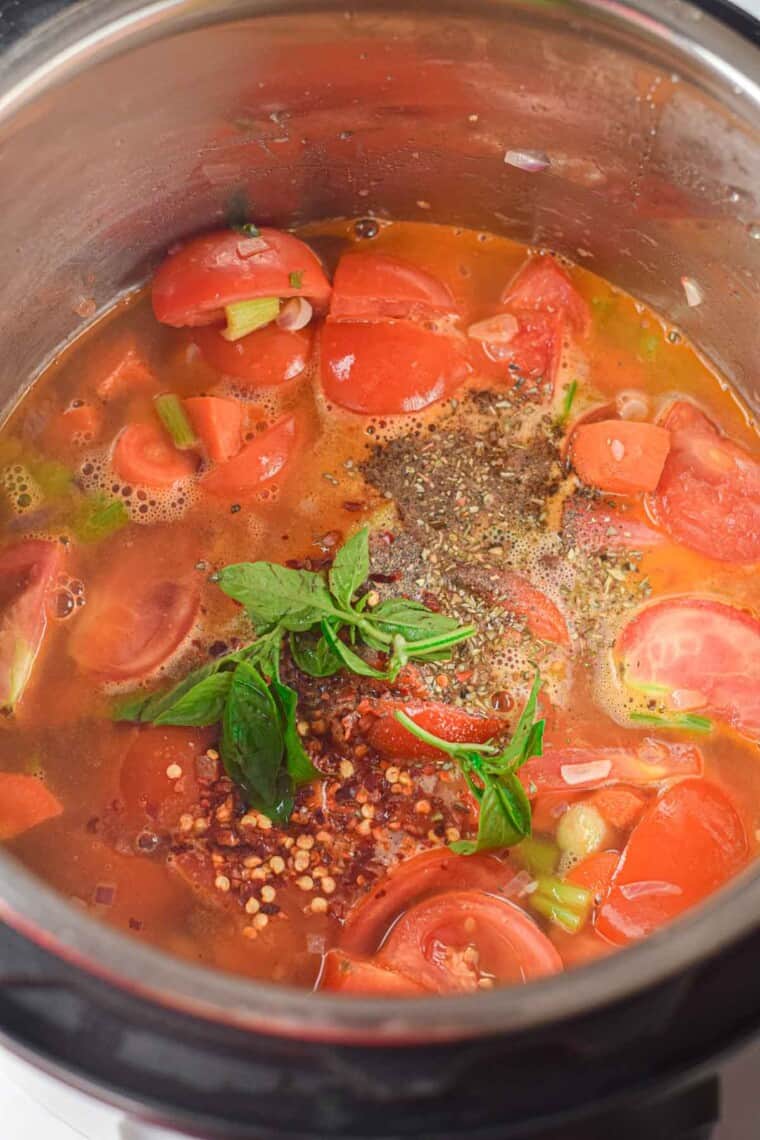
184, 396, 242, 463
321, 320, 471, 414
0, 539, 61, 711
501, 257, 590, 334
194, 323, 313, 386
0, 772, 63, 840
201, 413, 299, 499
615, 597, 760, 741
376, 890, 563, 990
571, 420, 671, 494
119, 726, 212, 831
454, 564, 569, 644
113, 422, 198, 488
320, 949, 426, 996
520, 740, 703, 794
152, 228, 331, 327
329, 252, 458, 322
92, 336, 158, 402
341, 848, 512, 954
595, 779, 748, 945
365, 700, 506, 761
69, 566, 199, 681
647, 400, 760, 563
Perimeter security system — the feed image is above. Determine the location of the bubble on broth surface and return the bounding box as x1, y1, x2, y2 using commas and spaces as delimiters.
1, 464, 42, 514
77, 447, 200, 525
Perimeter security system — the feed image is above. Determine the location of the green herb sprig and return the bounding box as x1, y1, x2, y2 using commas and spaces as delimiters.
394, 673, 544, 854
115, 528, 474, 825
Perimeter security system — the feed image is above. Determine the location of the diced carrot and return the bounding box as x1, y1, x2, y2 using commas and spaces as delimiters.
201, 413, 299, 500
184, 396, 242, 463
112, 422, 198, 488
0, 772, 63, 840
95, 337, 158, 402
588, 786, 648, 830
565, 850, 619, 897
46, 403, 104, 449
571, 420, 671, 494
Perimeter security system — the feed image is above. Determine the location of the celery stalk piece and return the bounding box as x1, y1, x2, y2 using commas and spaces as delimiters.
221, 297, 280, 342
154, 394, 197, 450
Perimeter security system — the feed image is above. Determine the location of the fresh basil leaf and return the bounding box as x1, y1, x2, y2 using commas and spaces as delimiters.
329, 527, 370, 610
153, 672, 233, 727
371, 598, 461, 643
270, 679, 320, 784
320, 620, 390, 678
221, 661, 288, 817
71, 493, 129, 544
452, 773, 531, 854
289, 630, 343, 677
218, 562, 340, 632
491, 672, 544, 771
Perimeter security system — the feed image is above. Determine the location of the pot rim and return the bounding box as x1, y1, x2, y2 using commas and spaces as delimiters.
0, 0, 758, 1043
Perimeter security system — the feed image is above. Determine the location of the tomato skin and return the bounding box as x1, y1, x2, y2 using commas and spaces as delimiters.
69, 569, 199, 681
0, 540, 61, 711
320, 320, 471, 414
320, 949, 426, 995
341, 848, 512, 954
152, 228, 331, 327
119, 726, 212, 832
521, 740, 703, 794
595, 779, 748, 945
0, 773, 63, 840
365, 700, 506, 761
201, 413, 299, 499
615, 597, 760, 741
194, 323, 313, 386
377, 890, 563, 990
112, 422, 198, 488
587, 787, 648, 831
571, 420, 671, 494
330, 252, 458, 322
647, 400, 760, 563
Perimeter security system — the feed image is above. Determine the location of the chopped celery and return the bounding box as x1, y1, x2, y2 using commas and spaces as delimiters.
557, 379, 578, 425
529, 875, 592, 934
515, 836, 559, 877
221, 297, 280, 342
630, 710, 713, 734
154, 394, 197, 450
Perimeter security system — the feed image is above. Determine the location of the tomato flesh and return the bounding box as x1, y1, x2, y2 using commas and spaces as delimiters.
329, 252, 458, 322
0, 540, 61, 711
320, 949, 426, 995
152, 228, 331, 327
595, 779, 748, 944
647, 400, 760, 563
321, 320, 471, 414
112, 422, 198, 488
615, 597, 760, 741
201, 413, 300, 499
501, 256, 590, 333
194, 323, 313, 386
365, 700, 506, 761
0, 773, 63, 840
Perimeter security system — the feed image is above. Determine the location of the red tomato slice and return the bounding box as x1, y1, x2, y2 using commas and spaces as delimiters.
564, 850, 620, 897
377, 890, 563, 990
184, 396, 242, 463
571, 420, 671, 494
119, 726, 212, 832
201, 413, 299, 499
647, 400, 760, 563
615, 597, 760, 741
194, 323, 313, 386
595, 779, 748, 945
365, 700, 506, 762
520, 740, 703, 794
320, 949, 426, 995
501, 256, 590, 333
341, 848, 512, 954
562, 498, 665, 552
112, 422, 198, 488
0, 540, 61, 711
470, 310, 560, 384
69, 567, 199, 681
329, 252, 458, 322
152, 228, 331, 327
454, 564, 569, 644
321, 320, 471, 414
92, 336, 158, 402
0, 773, 63, 840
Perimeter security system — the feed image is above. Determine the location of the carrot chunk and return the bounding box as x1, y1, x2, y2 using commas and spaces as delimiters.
571, 420, 670, 494
185, 396, 242, 463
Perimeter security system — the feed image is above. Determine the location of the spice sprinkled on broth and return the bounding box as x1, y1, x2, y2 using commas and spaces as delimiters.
0, 219, 757, 993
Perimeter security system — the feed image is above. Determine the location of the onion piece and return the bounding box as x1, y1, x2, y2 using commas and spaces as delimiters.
504, 149, 551, 174
236, 236, 269, 258
560, 759, 613, 787
467, 313, 519, 344
670, 688, 708, 711
616, 389, 650, 421
94, 884, 116, 907
619, 881, 682, 901
276, 296, 313, 331
680, 276, 704, 307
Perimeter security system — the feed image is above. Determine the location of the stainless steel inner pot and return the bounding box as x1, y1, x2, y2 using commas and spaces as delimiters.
0, 0, 757, 1043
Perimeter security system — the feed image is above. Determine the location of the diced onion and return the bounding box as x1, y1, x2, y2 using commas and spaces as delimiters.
276, 296, 313, 331
619, 881, 682, 901
681, 275, 704, 307
466, 313, 519, 344
556, 803, 607, 859
616, 389, 650, 421
504, 149, 551, 173
670, 688, 708, 710
560, 759, 613, 786
306, 933, 327, 955
94, 884, 116, 907
236, 236, 269, 258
